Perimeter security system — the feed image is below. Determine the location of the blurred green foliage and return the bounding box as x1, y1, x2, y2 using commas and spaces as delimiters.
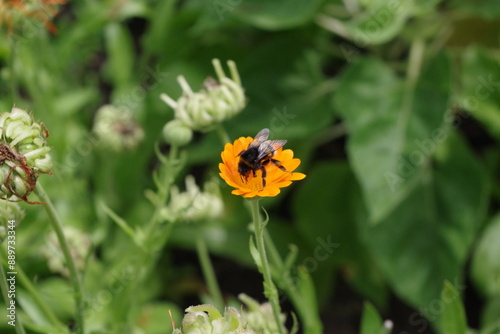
0, 0, 499, 333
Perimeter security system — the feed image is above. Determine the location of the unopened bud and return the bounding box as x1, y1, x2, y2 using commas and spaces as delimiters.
93, 105, 144, 152
160, 59, 246, 132
162, 119, 193, 147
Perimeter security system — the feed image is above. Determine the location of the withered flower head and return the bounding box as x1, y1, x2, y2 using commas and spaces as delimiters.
0, 0, 66, 34
0, 107, 52, 203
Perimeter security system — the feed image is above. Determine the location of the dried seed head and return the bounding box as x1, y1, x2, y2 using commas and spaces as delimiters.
0, 107, 52, 203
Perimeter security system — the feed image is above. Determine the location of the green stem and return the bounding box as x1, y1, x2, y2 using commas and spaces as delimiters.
196, 235, 224, 311
215, 124, 230, 145
0, 253, 26, 334
35, 183, 84, 334
144, 145, 179, 243
8, 38, 20, 102
249, 199, 284, 334
264, 231, 323, 334
398, 38, 426, 139
114, 145, 181, 332
0, 248, 66, 331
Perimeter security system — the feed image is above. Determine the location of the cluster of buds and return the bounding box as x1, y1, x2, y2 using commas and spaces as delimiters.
160, 59, 246, 146
42, 226, 91, 276
172, 304, 253, 334
0, 107, 52, 203
238, 294, 287, 334
161, 175, 223, 223
0, 201, 24, 243
172, 295, 288, 334
92, 105, 144, 152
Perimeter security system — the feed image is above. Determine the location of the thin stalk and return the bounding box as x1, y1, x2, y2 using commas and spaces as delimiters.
0, 248, 65, 331
249, 199, 284, 334
0, 254, 26, 334
114, 145, 181, 332
398, 38, 426, 138
264, 231, 323, 334
196, 235, 224, 311
216, 124, 230, 145
35, 183, 84, 334
144, 145, 179, 243
8, 38, 20, 102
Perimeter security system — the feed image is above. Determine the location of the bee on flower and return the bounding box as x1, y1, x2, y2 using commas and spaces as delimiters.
219, 128, 305, 198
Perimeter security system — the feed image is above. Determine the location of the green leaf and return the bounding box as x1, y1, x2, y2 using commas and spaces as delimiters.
232, 0, 324, 30
249, 235, 263, 272
360, 302, 383, 334
450, 0, 500, 19
460, 46, 500, 141
344, 1, 413, 45
472, 213, 500, 297
293, 161, 387, 307
295, 267, 323, 334
334, 53, 452, 224
480, 297, 500, 334
357, 132, 489, 309
104, 22, 135, 90
439, 281, 468, 334
186, 304, 222, 319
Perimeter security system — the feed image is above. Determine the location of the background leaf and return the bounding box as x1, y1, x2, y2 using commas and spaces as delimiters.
472, 213, 500, 297
439, 281, 468, 334
356, 132, 489, 310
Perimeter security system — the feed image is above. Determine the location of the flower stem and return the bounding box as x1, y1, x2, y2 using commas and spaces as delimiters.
0, 254, 26, 334
215, 124, 230, 145
0, 249, 66, 331
249, 199, 285, 334
196, 235, 224, 311
264, 231, 323, 334
35, 183, 84, 334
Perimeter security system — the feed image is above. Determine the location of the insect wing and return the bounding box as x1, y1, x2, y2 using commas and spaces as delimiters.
256, 140, 287, 160
248, 128, 270, 149
268, 139, 287, 151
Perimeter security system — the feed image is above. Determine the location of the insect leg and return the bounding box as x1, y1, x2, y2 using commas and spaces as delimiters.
261, 166, 267, 187
271, 159, 288, 172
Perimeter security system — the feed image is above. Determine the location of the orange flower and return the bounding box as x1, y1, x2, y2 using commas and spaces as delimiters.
219, 135, 306, 198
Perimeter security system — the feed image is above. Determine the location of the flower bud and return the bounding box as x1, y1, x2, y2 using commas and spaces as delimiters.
239, 294, 288, 334
177, 304, 254, 334
161, 176, 223, 223
42, 226, 91, 276
92, 105, 144, 152
0, 107, 52, 202
162, 119, 193, 147
160, 59, 246, 132
0, 201, 25, 244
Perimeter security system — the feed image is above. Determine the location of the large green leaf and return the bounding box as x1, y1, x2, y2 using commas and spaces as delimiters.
344, 1, 413, 45
104, 22, 135, 91
231, 0, 324, 30
472, 213, 500, 297
460, 46, 500, 141
334, 54, 452, 224
481, 297, 500, 334
360, 302, 383, 334
293, 162, 387, 307
450, 0, 500, 19
439, 281, 468, 334
356, 132, 489, 309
